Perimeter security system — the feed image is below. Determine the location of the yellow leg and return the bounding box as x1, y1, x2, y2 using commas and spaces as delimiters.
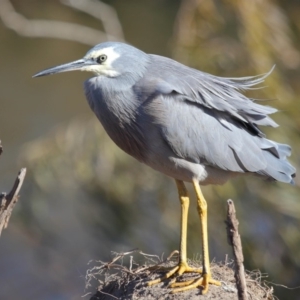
148, 180, 202, 287
148, 179, 221, 294
176, 179, 190, 268
171, 179, 221, 294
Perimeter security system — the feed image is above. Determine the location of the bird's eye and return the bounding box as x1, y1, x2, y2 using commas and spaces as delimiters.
96, 55, 107, 64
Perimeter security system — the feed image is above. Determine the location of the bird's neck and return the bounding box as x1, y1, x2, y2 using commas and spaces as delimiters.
85, 77, 146, 161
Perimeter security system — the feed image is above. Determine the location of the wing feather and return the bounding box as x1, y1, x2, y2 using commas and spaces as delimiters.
146, 55, 278, 137
136, 55, 295, 181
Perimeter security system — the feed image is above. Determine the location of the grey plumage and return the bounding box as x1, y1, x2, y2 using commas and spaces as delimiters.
34, 42, 295, 185
80, 42, 295, 185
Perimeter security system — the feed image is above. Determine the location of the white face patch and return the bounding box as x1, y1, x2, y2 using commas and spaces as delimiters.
83, 47, 121, 77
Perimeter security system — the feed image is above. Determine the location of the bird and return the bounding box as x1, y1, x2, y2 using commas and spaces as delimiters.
33, 42, 295, 294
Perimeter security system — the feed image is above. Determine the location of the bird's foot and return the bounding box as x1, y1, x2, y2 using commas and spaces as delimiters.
148, 261, 201, 286
170, 272, 221, 294
148, 262, 221, 294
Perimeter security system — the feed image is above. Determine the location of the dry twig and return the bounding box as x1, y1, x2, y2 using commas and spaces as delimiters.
62, 0, 124, 41
85, 248, 179, 291
0, 168, 27, 235
0, 0, 124, 46
226, 199, 248, 300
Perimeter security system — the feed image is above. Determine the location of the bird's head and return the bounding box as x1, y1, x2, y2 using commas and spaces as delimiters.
33, 42, 149, 79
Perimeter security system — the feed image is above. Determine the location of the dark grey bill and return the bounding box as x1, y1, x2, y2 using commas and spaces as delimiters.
33, 59, 95, 78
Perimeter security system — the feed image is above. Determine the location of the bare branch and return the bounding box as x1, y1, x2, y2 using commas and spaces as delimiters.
226, 199, 248, 300
61, 0, 125, 42
0, 168, 27, 236
0, 0, 124, 46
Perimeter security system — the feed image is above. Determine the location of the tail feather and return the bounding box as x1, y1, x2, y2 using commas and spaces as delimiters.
259, 140, 295, 184
277, 143, 292, 159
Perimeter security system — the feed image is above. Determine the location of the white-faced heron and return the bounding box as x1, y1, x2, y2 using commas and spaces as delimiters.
33, 42, 295, 294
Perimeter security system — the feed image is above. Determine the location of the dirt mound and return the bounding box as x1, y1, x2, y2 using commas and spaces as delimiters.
85, 250, 273, 300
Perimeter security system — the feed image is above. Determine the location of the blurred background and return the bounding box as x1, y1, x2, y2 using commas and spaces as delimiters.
0, 0, 300, 299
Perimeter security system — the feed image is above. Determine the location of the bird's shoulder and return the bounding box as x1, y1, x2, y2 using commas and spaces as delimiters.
134, 54, 196, 96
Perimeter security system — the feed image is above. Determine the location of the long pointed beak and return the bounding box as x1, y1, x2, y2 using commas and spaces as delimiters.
33, 59, 95, 78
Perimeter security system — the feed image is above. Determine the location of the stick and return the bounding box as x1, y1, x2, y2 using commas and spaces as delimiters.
0, 0, 123, 46
226, 199, 248, 300
0, 168, 27, 235
61, 0, 125, 41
